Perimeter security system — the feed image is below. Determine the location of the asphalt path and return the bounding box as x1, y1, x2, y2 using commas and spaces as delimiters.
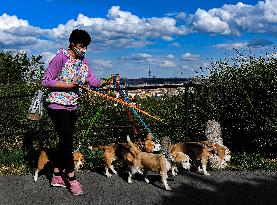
0, 170, 276, 205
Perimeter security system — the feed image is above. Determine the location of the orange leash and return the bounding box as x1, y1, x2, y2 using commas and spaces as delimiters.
78, 83, 165, 123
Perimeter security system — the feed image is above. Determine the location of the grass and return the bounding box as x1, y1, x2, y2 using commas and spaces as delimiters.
227, 152, 277, 171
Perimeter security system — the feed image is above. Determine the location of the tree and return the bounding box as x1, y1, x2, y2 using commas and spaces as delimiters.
0, 50, 44, 85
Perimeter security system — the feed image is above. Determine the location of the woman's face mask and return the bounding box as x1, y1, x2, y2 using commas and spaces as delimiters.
72, 46, 87, 58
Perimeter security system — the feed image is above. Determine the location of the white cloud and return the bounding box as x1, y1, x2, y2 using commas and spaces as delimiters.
0, 13, 29, 30
171, 42, 181, 47
92, 59, 113, 68
214, 43, 247, 49
0, 6, 190, 52
160, 60, 176, 67
41, 51, 55, 65
182, 52, 200, 61
184, 0, 277, 36
190, 9, 232, 35
176, 12, 187, 21
121, 53, 154, 62
162, 35, 174, 41
159, 54, 176, 67
166, 54, 174, 59
46, 6, 190, 50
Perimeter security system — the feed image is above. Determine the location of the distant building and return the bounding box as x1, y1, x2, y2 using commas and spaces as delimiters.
124, 77, 195, 99
125, 77, 193, 86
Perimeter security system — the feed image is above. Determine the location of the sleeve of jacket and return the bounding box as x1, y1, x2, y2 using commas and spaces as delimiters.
42, 53, 65, 88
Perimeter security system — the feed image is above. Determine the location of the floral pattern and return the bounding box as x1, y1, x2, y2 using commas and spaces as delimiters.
46, 49, 88, 106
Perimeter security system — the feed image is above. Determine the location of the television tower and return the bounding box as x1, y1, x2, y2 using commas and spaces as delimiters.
148, 64, 151, 78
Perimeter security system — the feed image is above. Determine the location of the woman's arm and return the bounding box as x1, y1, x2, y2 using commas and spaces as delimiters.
42, 53, 76, 89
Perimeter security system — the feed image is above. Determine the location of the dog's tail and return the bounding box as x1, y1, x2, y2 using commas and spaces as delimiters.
88, 145, 107, 152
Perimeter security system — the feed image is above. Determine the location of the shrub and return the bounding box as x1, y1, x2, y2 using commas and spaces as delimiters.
193, 51, 277, 153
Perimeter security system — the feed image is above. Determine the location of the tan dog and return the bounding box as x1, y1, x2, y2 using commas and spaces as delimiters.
33, 150, 84, 182
170, 151, 191, 176
127, 136, 171, 191
89, 141, 141, 177
202, 141, 231, 169
143, 133, 161, 153
169, 142, 211, 175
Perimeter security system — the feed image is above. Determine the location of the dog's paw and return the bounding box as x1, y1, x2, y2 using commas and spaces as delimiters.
145, 178, 150, 183
137, 169, 143, 175
204, 172, 210, 176
105, 173, 112, 177
172, 172, 177, 177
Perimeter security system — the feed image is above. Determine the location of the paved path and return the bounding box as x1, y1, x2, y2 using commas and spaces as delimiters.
0, 171, 276, 205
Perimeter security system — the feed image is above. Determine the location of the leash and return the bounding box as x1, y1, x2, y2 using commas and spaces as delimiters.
116, 76, 172, 163
77, 105, 104, 151
78, 75, 172, 163
77, 81, 165, 123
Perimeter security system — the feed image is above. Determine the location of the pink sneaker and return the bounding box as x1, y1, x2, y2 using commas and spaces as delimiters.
51, 175, 66, 188
69, 180, 83, 195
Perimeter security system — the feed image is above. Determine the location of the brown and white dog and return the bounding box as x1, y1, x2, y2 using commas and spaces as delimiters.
202, 141, 231, 169
143, 133, 161, 153
169, 142, 211, 175
33, 150, 84, 182
127, 136, 172, 190
89, 141, 141, 177
170, 151, 191, 176
169, 141, 231, 175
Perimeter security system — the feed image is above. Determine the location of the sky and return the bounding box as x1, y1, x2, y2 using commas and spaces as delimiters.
0, 0, 276, 79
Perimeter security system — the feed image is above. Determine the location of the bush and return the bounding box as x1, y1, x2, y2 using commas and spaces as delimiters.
193, 51, 277, 153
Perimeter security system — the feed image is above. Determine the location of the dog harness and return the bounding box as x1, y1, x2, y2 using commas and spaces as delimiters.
46, 49, 88, 106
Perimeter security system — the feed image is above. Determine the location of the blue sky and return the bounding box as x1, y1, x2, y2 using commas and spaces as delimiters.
0, 0, 276, 79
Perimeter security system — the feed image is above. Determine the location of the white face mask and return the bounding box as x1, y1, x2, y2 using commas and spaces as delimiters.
73, 47, 87, 58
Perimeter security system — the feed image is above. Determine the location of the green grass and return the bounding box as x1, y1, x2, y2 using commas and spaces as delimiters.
227, 152, 277, 171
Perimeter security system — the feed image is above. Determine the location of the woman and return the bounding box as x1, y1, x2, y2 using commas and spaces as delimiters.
42, 29, 108, 195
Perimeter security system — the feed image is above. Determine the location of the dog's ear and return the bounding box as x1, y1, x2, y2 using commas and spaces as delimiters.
146, 133, 153, 141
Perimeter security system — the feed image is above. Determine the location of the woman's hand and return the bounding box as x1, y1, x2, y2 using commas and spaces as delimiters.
100, 75, 113, 87
54, 79, 77, 89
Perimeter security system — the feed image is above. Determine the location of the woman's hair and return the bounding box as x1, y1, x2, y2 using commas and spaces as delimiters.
69, 29, 92, 47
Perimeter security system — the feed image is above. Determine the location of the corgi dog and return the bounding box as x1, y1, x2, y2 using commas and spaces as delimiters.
143, 133, 161, 153
89, 141, 141, 177
170, 151, 191, 176
169, 142, 211, 175
33, 149, 84, 182
126, 136, 172, 191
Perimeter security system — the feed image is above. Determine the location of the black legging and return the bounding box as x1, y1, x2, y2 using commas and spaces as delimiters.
47, 108, 77, 173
